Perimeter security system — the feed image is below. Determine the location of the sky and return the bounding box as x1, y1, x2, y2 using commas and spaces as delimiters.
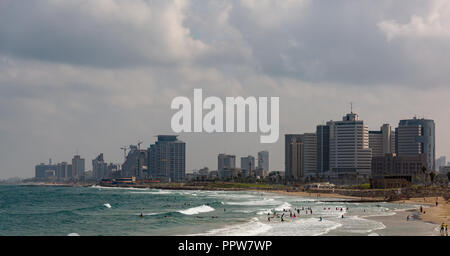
1, 0, 450, 178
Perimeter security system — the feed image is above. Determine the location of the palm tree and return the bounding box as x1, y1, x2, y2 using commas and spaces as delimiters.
429, 172, 436, 186
421, 165, 428, 186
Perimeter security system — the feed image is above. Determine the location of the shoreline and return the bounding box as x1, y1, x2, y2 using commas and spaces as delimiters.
392, 197, 449, 227
12, 182, 450, 227
3, 183, 448, 236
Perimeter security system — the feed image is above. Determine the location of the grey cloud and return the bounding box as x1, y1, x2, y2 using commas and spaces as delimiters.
1, 0, 450, 179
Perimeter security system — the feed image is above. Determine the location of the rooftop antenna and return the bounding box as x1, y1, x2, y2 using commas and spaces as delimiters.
350, 102, 353, 114
137, 140, 143, 150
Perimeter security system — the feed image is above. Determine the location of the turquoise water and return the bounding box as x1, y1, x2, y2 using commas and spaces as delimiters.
0, 185, 428, 236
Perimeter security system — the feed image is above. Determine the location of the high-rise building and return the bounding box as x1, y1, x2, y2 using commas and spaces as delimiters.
122, 145, 148, 178
218, 154, 236, 171
316, 125, 330, 173
285, 134, 304, 180
302, 133, 317, 177
92, 153, 108, 180
35, 161, 57, 179
369, 124, 395, 157
436, 156, 446, 171
396, 117, 435, 171
148, 135, 186, 182
329, 112, 372, 177
56, 162, 69, 180
241, 155, 255, 173
285, 133, 317, 180
72, 155, 85, 178
257, 151, 269, 172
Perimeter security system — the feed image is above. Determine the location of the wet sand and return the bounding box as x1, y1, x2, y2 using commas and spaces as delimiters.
272, 190, 379, 200
274, 191, 446, 236
393, 196, 450, 227
364, 208, 439, 236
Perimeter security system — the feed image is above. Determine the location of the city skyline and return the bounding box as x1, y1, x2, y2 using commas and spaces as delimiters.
31, 112, 440, 181
2, 1, 450, 179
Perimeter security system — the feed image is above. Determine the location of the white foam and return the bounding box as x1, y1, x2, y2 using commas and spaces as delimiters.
143, 212, 160, 216
338, 216, 386, 234
67, 233, 80, 236
274, 202, 292, 211
194, 217, 272, 236
257, 209, 273, 215
225, 198, 279, 206
265, 217, 342, 236
178, 205, 215, 215
129, 190, 173, 195
91, 185, 149, 191
104, 203, 111, 208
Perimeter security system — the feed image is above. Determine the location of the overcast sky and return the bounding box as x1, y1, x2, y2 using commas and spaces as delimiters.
1, 0, 450, 178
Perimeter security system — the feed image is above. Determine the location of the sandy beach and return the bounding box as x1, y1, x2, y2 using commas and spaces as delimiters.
272, 190, 449, 235
393, 197, 450, 227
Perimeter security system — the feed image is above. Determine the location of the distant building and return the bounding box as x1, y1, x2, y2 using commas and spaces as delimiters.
316, 125, 330, 173
396, 117, 435, 171
436, 156, 446, 171
198, 167, 209, 177
241, 155, 255, 174
285, 134, 304, 180
122, 145, 148, 178
92, 153, 108, 180
219, 168, 240, 180
72, 155, 85, 179
56, 162, 70, 180
302, 133, 317, 177
108, 163, 120, 178
439, 166, 450, 175
371, 153, 427, 183
35, 162, 57, 179
148, 135, 186, 182
218, 154, 236, 172
329, 112, 372, 178
285, 133, 317, 180
369, 124, 395, 157
254, 167, 267, 178
208, 170, 219, 180
257, 151, 269, 172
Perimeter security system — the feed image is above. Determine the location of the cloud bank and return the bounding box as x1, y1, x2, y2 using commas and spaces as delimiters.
1, 0, 450, 178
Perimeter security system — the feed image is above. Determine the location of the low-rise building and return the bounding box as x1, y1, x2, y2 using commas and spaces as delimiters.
371, 153, 427, 183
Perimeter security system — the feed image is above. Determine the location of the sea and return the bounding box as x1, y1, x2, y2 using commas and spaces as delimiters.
0, 184, 437, 236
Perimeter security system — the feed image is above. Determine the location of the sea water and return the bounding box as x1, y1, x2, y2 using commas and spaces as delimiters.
0, 184, 434, 236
